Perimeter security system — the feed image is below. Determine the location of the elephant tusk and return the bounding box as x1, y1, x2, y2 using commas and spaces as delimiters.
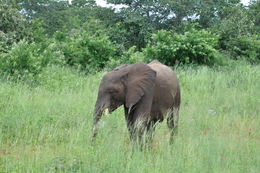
128, 105, 132, 114
103, 108, 109, 116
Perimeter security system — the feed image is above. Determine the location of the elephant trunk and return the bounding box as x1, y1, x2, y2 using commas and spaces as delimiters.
92, 99, 110, 138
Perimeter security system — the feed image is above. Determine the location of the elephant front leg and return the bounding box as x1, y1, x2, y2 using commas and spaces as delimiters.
124, 106, 135, 140
124, 108, 142, 140
124, 105, 154, 147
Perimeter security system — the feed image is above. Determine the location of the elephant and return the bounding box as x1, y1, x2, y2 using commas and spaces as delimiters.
93, 60, 181, 143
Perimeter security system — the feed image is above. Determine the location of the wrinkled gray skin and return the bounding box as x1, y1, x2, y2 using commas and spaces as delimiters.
93, 61, 181, 142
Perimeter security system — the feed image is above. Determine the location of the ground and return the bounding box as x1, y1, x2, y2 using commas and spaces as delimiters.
0, 63, 259, 172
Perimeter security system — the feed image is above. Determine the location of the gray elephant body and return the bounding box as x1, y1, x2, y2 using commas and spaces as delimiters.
93, 60, 180, 141
149, 61, 180, 122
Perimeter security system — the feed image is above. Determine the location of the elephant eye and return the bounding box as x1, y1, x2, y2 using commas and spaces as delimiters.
108, 89, 117, 93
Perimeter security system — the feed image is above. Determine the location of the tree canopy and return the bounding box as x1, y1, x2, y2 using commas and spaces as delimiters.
0, 0, 259, 78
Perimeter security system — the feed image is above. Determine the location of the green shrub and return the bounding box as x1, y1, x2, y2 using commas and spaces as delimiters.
228, 35, 260, 64
60, 30, 116, 73
144, 29, 222, 66
0, 3, 31, 53
106, 46, 145, 69
0, 30, 116, 79
0, 40, 65, 78
212, 5, 255, 51
211, 5, 259, 64
0, 41, 43, 78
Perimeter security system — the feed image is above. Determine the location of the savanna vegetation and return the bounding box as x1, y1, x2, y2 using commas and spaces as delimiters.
0, 0, 259, 172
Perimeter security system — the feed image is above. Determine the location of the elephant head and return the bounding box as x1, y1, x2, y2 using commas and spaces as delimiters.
93, 62, 156, 138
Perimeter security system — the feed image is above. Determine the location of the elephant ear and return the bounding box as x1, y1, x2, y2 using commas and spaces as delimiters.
125, 62, 156, 110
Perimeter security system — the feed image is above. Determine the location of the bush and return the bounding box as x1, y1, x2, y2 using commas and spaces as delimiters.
0, 41, 43, 78
228, 35, 260, 64
59, 30, 116, 73
0, 29, 116, 79
213, 5, 255, 51
0, 3, 31, 53
211, 5, 259, 64
0, 40, 65, 78
144, 29, 221, 66
106, 46, 145, 69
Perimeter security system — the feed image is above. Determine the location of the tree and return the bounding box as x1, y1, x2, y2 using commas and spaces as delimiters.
14, 0, 118, 36
72, 0, 96, 7
248, 0, 260, 34
212, 5, 255, 50
21, 0, 71, 34
0, 3, 31, 53
106, 0, 195, 29
193, 0, 241, 28
104, 0, 198, 49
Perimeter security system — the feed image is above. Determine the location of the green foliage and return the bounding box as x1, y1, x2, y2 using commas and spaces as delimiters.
29, 20, 49, 43
213, 5, 255, 49
1, 0, 259, 77
15, 0, 72, 35
229, 35, 260, 64
194, 0, 241, 28
0, 3, 30, 53
59, 30, 116, 73
0, 41, 44, 78
210, 4, 259, 64
0, 40, 65, 78
144, 29, 221, 65
107, 46, 145, 69
248, 0, 260, 33
121, 46, 145, 64
105, 0, 198, 50
107, 0, 196, 29
0, 27, 116, 78
72, 0, 96, 7
108, 19, 155, 50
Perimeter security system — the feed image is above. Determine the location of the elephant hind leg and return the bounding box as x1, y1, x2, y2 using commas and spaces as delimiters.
167, 108, 179, 143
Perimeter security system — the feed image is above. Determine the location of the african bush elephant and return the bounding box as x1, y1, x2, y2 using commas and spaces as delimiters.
93, 60, 181, 143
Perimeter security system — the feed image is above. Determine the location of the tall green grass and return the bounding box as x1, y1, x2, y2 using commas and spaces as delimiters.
0, 64, 259, 172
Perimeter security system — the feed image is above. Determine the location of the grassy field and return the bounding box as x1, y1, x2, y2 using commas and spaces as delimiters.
0, 63, 259, 173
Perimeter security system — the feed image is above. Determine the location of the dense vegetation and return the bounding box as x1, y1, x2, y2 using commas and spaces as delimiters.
0, 0, 259, 172
0, 0, 259, 78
